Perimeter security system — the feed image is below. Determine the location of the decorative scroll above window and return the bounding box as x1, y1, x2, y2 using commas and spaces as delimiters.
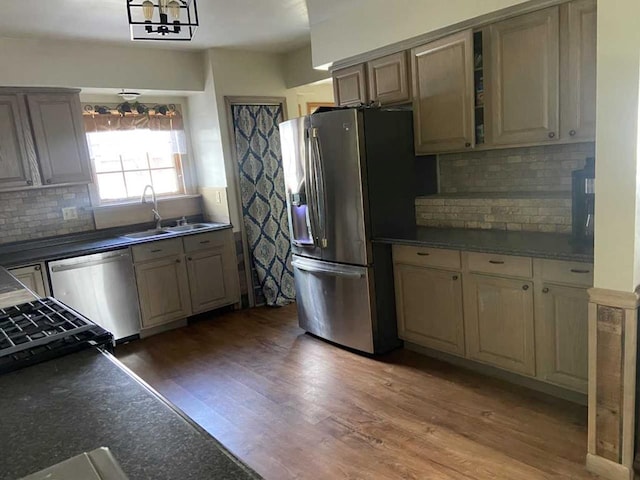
82, 103, 183, 132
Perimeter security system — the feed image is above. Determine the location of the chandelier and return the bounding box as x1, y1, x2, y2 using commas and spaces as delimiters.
127, 0, 199, 41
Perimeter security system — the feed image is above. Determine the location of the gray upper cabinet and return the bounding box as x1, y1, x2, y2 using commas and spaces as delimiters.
560, 0, 597, 142
333, 64, 368, 106
411, 30, 475, 154
0, 95, 35, 188
27, 93, 92, 185
485, 7, 560, 146
367, 52, 411, 105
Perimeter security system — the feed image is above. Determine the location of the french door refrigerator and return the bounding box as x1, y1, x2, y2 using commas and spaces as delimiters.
280, 107, 418, 354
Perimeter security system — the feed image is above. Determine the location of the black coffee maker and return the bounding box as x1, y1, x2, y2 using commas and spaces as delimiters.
571, 157, 595, 246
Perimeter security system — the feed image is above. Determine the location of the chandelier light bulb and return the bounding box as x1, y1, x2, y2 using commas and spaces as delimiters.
168, 1, 181, 20
142, 0, 154, 20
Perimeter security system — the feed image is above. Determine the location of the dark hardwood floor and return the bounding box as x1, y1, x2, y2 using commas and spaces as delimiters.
116, 305, 596, 479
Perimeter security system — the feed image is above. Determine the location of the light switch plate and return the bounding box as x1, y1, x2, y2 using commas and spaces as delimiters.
62, 207, 78, 221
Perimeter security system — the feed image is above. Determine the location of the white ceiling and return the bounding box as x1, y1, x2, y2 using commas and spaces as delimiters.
0, 0, 312, 53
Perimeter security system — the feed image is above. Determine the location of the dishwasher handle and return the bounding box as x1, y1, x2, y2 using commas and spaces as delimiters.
49, 252, 131, 273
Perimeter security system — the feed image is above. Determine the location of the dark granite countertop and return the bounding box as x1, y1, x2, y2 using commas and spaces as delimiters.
374, 227, 594, 263
0, 348, 260, 480
0, 222, 233, 268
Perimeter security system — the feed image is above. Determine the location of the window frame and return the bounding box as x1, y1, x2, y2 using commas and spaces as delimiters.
82, 102, 197, 208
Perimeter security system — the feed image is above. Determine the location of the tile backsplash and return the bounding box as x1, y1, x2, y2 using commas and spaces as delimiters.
0, 185, 95, 245
438, 142, 595, 193
416, 194, 572, 233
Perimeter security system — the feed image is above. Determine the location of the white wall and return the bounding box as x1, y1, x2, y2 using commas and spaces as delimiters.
292, 80, 334, 116
307, 0, 532, 66
0, 36, 204, 92
593, 0, 640, 292
208, 48, 295, 231
283, 44, 331, 88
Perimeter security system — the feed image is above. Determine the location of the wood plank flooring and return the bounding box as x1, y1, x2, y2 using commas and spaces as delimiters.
116, 305, 597, 480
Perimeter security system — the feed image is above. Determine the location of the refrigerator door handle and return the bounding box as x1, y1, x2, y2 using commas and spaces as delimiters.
310, 127, 328, 248
292, 257, 364, 279
305, 129, 320, 246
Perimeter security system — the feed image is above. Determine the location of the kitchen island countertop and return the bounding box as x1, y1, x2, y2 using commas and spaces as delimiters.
0, 348, 260, 480
374, 227, 594, 263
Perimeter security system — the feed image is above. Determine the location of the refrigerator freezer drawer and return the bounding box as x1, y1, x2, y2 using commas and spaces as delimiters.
292, 256, 375, 353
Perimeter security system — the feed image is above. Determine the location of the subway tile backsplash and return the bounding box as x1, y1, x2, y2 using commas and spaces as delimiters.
0, 186, 95, 245
415, 142, 596, 232
438, 142, 595, 193
416, 194, 572, 233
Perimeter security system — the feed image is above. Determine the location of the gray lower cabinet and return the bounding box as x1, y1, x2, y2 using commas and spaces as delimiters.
535, 282, 589, 393
463, 273, 536, 376
8, 264, 47, 297
394, 263, 465, 356
135, 255, 192, 329
392, 245, 591, 394
133, 229, 240, 331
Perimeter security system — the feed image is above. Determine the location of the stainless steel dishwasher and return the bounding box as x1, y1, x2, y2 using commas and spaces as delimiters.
49, 249, 141, 341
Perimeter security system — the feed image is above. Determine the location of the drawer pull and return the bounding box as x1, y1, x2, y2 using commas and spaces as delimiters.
488, 260, 505, 265
416, 252, 430, 256
542, 287, 550, 294
570, 269, 591, 274
150, 249, 162, 253
34, 265, 41, 271
200, 240, 211, 244
176, 259, 181, 264
522, 285, 529, 291
452, 275, 459, 281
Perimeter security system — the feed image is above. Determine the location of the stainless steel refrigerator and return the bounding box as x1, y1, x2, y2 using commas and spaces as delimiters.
280, 108, 422, 354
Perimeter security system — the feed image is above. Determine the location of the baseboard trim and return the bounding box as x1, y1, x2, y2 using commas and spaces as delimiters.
404, 342, 587, 405
586, 454, 632, 480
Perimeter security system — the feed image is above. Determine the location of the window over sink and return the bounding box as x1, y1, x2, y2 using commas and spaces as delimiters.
83, 105, 187, 203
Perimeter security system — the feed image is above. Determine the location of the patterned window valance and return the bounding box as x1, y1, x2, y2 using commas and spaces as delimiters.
82, 103, 183, 132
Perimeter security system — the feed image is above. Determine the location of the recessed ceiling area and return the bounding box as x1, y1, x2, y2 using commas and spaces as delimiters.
0, 0, 311, 53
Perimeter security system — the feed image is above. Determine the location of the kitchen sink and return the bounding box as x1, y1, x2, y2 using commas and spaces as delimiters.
122, 229, 172, 239
164, 223, 212, 233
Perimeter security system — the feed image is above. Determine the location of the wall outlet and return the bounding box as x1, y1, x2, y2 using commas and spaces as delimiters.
62, 207, 78, 221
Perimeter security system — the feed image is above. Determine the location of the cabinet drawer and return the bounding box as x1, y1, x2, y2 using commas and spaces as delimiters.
392, 245, 461, 270
537, 259, 593, 287
183, 230, 229, 253
466, 252, 532, 278
132, 238, 183, 263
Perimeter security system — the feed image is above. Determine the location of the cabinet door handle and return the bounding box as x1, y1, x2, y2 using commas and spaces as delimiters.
187, 257, 192, 261
522, 284, 529, 291
26, 179, 33, 186
452, 275, 459, 281
45, 179, 52, 184
570, 268, 591, 274
465, 142, 471, 148
416, 252, 430, 256
569, 129, 577, 136
34, 265, 41, 271
488, 260, 504, 265
176, 259, 181, 263
542, 287, 549, 293
548, 132, 556, 139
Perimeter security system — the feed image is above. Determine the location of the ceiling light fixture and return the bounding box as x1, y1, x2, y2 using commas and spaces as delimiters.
118, 90, 141, 102
127, 0, 199, 41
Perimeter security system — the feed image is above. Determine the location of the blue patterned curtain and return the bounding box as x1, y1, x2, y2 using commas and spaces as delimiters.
232, 104, 295, 307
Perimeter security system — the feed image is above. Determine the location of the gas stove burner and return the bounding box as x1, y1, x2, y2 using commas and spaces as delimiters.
0, 297, 113, 374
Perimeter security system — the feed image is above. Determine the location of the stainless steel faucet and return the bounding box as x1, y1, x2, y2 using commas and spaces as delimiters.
141, 185, 162, 230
